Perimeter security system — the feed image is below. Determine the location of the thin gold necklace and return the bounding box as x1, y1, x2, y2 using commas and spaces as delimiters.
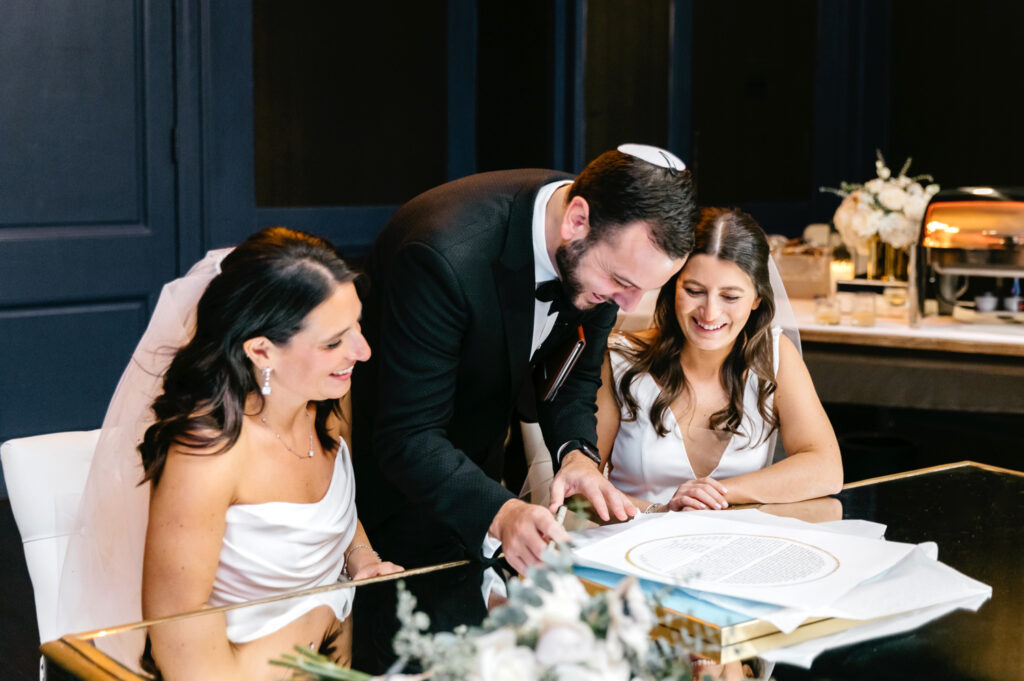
259, 408, 315, 459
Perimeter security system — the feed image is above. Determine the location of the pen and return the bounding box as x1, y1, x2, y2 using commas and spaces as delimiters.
546, 505, 571, 553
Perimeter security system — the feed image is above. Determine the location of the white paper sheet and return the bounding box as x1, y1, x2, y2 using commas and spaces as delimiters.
687, 541, 989, 633
761, 592, 990, 668
573, 512, 918, 613
677, 508, 887, 540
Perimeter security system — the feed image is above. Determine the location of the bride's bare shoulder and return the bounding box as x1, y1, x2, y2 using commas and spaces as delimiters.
154, 426, 247, 500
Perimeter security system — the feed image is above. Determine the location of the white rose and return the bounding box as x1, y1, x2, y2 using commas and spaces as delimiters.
877, 212, 918, 249
850, 205, 883, 241
548, 644, 631, 681
906, 182, 924, 197
903, 193, 929, 222
865, 178, 886, 193
593, 641, 633, 681
548, 663, 629, 681
832, 192, 862, 252
621, 580, 655, 632
472, 628, 516, 656
607, 581, 653, 659
895, 174, 911, 188
608, 621, 649, 661
535, 622, 596, 667
521, 572, 590, 634
877, 185, 907, 212
471, 629, 538, 681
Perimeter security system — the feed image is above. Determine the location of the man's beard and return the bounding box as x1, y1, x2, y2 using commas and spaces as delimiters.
554, 238, 591, 310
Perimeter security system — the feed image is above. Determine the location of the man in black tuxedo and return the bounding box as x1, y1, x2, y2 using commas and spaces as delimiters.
350, 146, 696, 668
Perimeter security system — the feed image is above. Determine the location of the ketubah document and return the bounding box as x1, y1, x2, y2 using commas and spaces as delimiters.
572, 511, 917, 613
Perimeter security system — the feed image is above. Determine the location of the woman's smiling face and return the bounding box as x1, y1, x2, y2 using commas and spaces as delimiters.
675, 254, 761, 352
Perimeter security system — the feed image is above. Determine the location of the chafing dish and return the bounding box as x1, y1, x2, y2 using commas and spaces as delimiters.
912, 187, 1024, 321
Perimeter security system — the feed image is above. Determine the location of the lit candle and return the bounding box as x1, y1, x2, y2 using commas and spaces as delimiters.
831, 259, 854, 283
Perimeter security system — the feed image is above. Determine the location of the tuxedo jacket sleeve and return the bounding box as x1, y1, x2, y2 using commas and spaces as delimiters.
371, 239, 515, 557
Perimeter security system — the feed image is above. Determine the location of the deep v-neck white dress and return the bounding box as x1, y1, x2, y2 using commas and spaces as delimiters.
607, 328, 782, 503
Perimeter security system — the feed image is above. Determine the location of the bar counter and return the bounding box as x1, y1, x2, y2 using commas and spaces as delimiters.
790, 299, 1024, 414
791, 298, 1024, 357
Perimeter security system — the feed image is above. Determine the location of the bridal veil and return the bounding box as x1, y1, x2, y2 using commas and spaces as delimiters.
56, 248, 231, 662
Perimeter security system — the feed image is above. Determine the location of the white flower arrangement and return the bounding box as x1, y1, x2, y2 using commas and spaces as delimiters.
273, 551, 702, 681
822, 151, 940, 253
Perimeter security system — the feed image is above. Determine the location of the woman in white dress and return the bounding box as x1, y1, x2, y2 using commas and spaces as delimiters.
596, 208, 842, 512
62, 227, 401, 680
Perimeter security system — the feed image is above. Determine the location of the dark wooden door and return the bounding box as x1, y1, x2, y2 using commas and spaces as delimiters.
0, 0, 177, 492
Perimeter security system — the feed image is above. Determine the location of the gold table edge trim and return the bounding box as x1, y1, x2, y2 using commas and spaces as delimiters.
42, 559, 470, 680
842, 460, 1023, 489
41, 638, 145, 681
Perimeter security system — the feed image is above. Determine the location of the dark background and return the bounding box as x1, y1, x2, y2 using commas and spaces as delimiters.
2, 0, 1023, 487
2, 3, 1024, 678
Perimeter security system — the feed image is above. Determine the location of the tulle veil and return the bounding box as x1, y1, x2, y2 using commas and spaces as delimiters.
56, 248, 231, 665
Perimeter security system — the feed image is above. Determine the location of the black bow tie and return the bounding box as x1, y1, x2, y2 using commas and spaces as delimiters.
536, 279, 575, 317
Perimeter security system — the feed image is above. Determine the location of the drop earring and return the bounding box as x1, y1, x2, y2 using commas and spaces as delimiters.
261, 367, 272, 396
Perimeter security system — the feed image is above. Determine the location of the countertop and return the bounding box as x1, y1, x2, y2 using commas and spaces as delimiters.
615, 291, 1024, 357
791, 298, 1024, 357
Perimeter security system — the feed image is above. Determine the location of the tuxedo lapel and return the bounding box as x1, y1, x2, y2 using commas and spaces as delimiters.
494, 183, 540, 395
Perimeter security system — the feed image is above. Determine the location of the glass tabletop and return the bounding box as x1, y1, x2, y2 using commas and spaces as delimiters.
42, 462, 1023, 681
771, 462, 1024, 681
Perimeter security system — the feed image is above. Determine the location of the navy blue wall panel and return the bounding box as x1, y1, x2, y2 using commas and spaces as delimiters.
0, 0, 178, 495
0, 301, 147, 496
0, 1, 140, 226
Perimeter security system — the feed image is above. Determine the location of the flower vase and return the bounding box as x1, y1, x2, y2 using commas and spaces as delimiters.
867, 236, 909, 281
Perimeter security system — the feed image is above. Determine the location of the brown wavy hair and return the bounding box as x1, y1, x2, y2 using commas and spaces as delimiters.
139, 227, 357, 486
615, 207, 778, 443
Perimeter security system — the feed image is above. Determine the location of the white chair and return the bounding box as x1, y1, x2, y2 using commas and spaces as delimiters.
1, 430, 99, 654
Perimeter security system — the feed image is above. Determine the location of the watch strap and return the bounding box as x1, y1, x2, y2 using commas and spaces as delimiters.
561, 438, 601, 466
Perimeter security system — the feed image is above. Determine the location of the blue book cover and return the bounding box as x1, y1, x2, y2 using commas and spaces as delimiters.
573, 565, 753, 628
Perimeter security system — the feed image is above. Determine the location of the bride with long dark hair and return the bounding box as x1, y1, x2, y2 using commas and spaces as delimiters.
60, 227, 400, 679
596, 208, 842, 512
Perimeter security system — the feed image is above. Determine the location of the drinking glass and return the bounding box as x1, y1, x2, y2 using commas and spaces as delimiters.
813, 296, 841, 325
852, 292, 876, 327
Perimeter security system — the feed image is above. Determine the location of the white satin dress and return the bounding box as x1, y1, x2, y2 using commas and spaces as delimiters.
208, 439, 358, 642
607, 327, 782, 504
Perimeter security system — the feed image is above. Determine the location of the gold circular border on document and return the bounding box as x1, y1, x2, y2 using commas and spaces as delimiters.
624, 533, 841, 587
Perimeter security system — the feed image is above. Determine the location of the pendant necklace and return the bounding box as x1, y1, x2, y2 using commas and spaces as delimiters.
260, 408, 315, 458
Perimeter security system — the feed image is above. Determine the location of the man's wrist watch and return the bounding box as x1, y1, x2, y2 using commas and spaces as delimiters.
562, 438, 601, 467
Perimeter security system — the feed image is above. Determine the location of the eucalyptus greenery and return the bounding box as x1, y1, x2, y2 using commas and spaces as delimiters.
271, 547, 712, 680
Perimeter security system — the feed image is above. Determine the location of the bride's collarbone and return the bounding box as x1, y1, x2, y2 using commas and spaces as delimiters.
232, 430, 335, 505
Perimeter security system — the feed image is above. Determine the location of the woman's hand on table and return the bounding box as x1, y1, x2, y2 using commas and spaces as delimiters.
349, 559, 404, 581
667, 477, 729, 511
345, 542, 403, 580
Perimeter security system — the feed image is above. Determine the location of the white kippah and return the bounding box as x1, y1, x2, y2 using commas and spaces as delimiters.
616, 143, 686, 171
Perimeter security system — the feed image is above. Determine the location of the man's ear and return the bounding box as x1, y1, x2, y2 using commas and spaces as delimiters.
243, 336, 274, 369
560, 195, 591, 242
